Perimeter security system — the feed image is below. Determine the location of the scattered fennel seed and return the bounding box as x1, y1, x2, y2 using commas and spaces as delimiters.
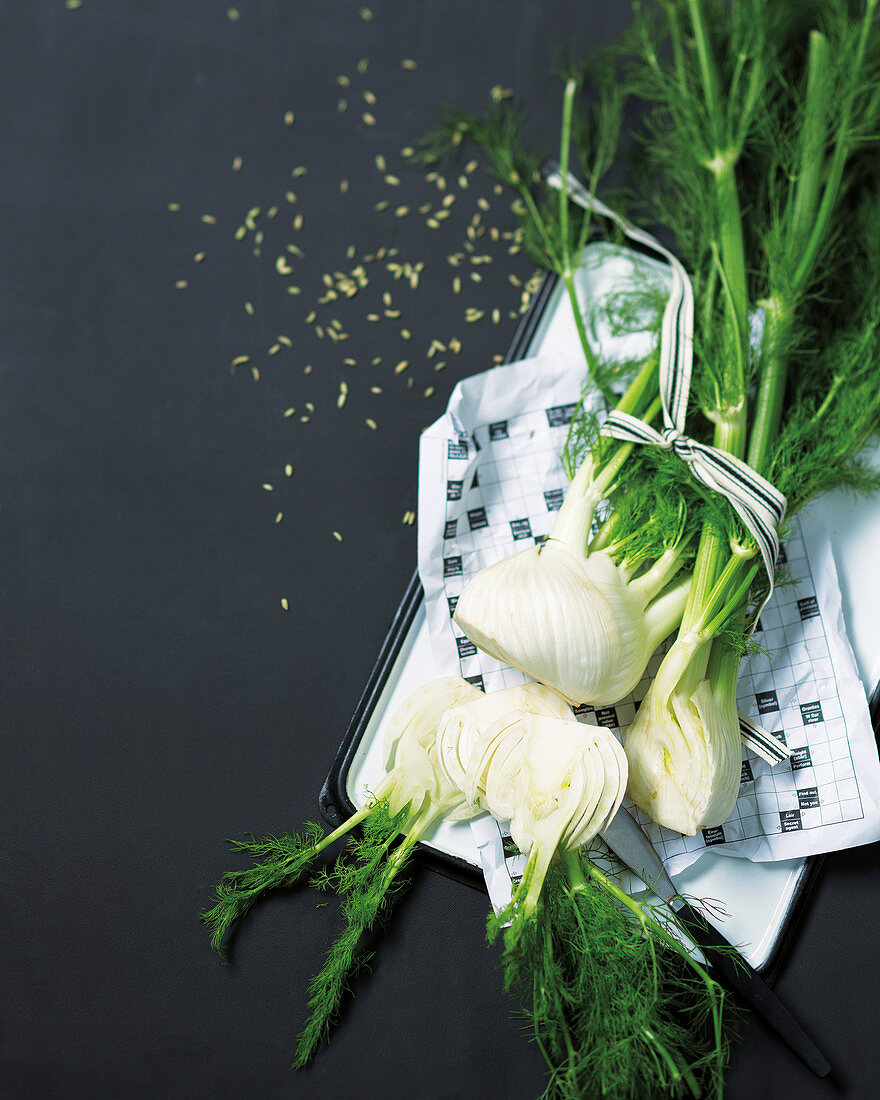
269, 343, 281, 355
285, 191, 297, 204
293, 214, 303, 230
300, 415, 310, 422
492, 308, 501, 324
275, 512, 283, 524
336, 75, 350, 87
402, 510, 416, 525
366, 313, 380, 322
338, 98, 348, 113
193, 252, 206, 262
433, 361, 446, 371
394, 361, 409, 374
66, 0, 83, 9
384, 174, 400, 187
424, 386, 435, 398
333, 531, 343, 542
227, 6, 240, 20
375, 154, 387, 172
371, 386, 382, 394
283, 407, 296, 418
267, 206, 278, 219
362, 113, 376, 127
231, 355, 250, 367
232, 155, 242, 171
201, 214, 217, 225
305, 310, 316, 323
340, 179, 350, 193
401, 59, 417, 70
292, 166, 307, 177
371, 356, 382, 365
357, 58, 369, 73
360, 7, 372, 20
395, 206, 409, 218
280, 597, 289, 611
304, 364, 313, 374
305, 402, 315, 413
167, 201, 180, 212
276, 256, 293, 275
287, 286, 302, 295
284, 110, 295, 126
277, 335, 292, 347
401, 329, 411, 340
364, 91, 377, 105
234, 225, 246, 240
175, 279, 188, 289
365, 418, 378, 430
251, 367, 259, 380
343, 357, 356, 366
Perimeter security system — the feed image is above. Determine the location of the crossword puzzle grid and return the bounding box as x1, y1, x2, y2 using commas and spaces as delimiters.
431, 398, 867, 866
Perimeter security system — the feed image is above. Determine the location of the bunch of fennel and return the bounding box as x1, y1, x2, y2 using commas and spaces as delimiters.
420, 0, 880, 835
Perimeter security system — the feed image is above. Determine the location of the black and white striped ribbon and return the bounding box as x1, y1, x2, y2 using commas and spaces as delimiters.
544, 163, 787, 597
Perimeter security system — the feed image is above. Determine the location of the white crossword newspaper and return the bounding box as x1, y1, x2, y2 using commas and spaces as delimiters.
417, 354, 880, 882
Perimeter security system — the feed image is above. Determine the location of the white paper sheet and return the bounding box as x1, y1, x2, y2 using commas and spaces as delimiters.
417, 349, 880, 895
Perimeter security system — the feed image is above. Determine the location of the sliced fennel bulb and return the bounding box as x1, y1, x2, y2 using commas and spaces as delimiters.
466, 711, 627, 869
453, 447, 691, 706
436, 680, 575, 817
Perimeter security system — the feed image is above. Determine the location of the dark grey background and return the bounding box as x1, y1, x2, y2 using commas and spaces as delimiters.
3, 2, 880, 1098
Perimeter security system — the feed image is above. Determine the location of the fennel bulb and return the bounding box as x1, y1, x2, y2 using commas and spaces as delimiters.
466, 711, 627, 871
624, 631, 741, 835
453, 446, 691, 707
435, 680, 575, 817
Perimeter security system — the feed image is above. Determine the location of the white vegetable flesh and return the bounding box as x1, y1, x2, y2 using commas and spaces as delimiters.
436, 680, 574, 818
376, 676, 482, 817
453, 454, 690, 706
624, 633, 741, 834
467, 712, 628, 858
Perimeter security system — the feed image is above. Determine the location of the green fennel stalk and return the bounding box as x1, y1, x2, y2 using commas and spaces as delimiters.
490, 847, 729, 1100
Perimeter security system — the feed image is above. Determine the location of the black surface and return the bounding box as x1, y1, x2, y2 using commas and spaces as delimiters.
5, 3, 880, 1098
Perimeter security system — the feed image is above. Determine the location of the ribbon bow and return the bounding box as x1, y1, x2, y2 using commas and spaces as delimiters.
544, 163, 787, 599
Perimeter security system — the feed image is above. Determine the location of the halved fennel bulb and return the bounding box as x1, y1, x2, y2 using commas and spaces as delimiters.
624, 632, 741, 834
453, 452, 690, 707
465, 712, 627, 859
435, 680, 575, 818
378, 675, 483, 817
